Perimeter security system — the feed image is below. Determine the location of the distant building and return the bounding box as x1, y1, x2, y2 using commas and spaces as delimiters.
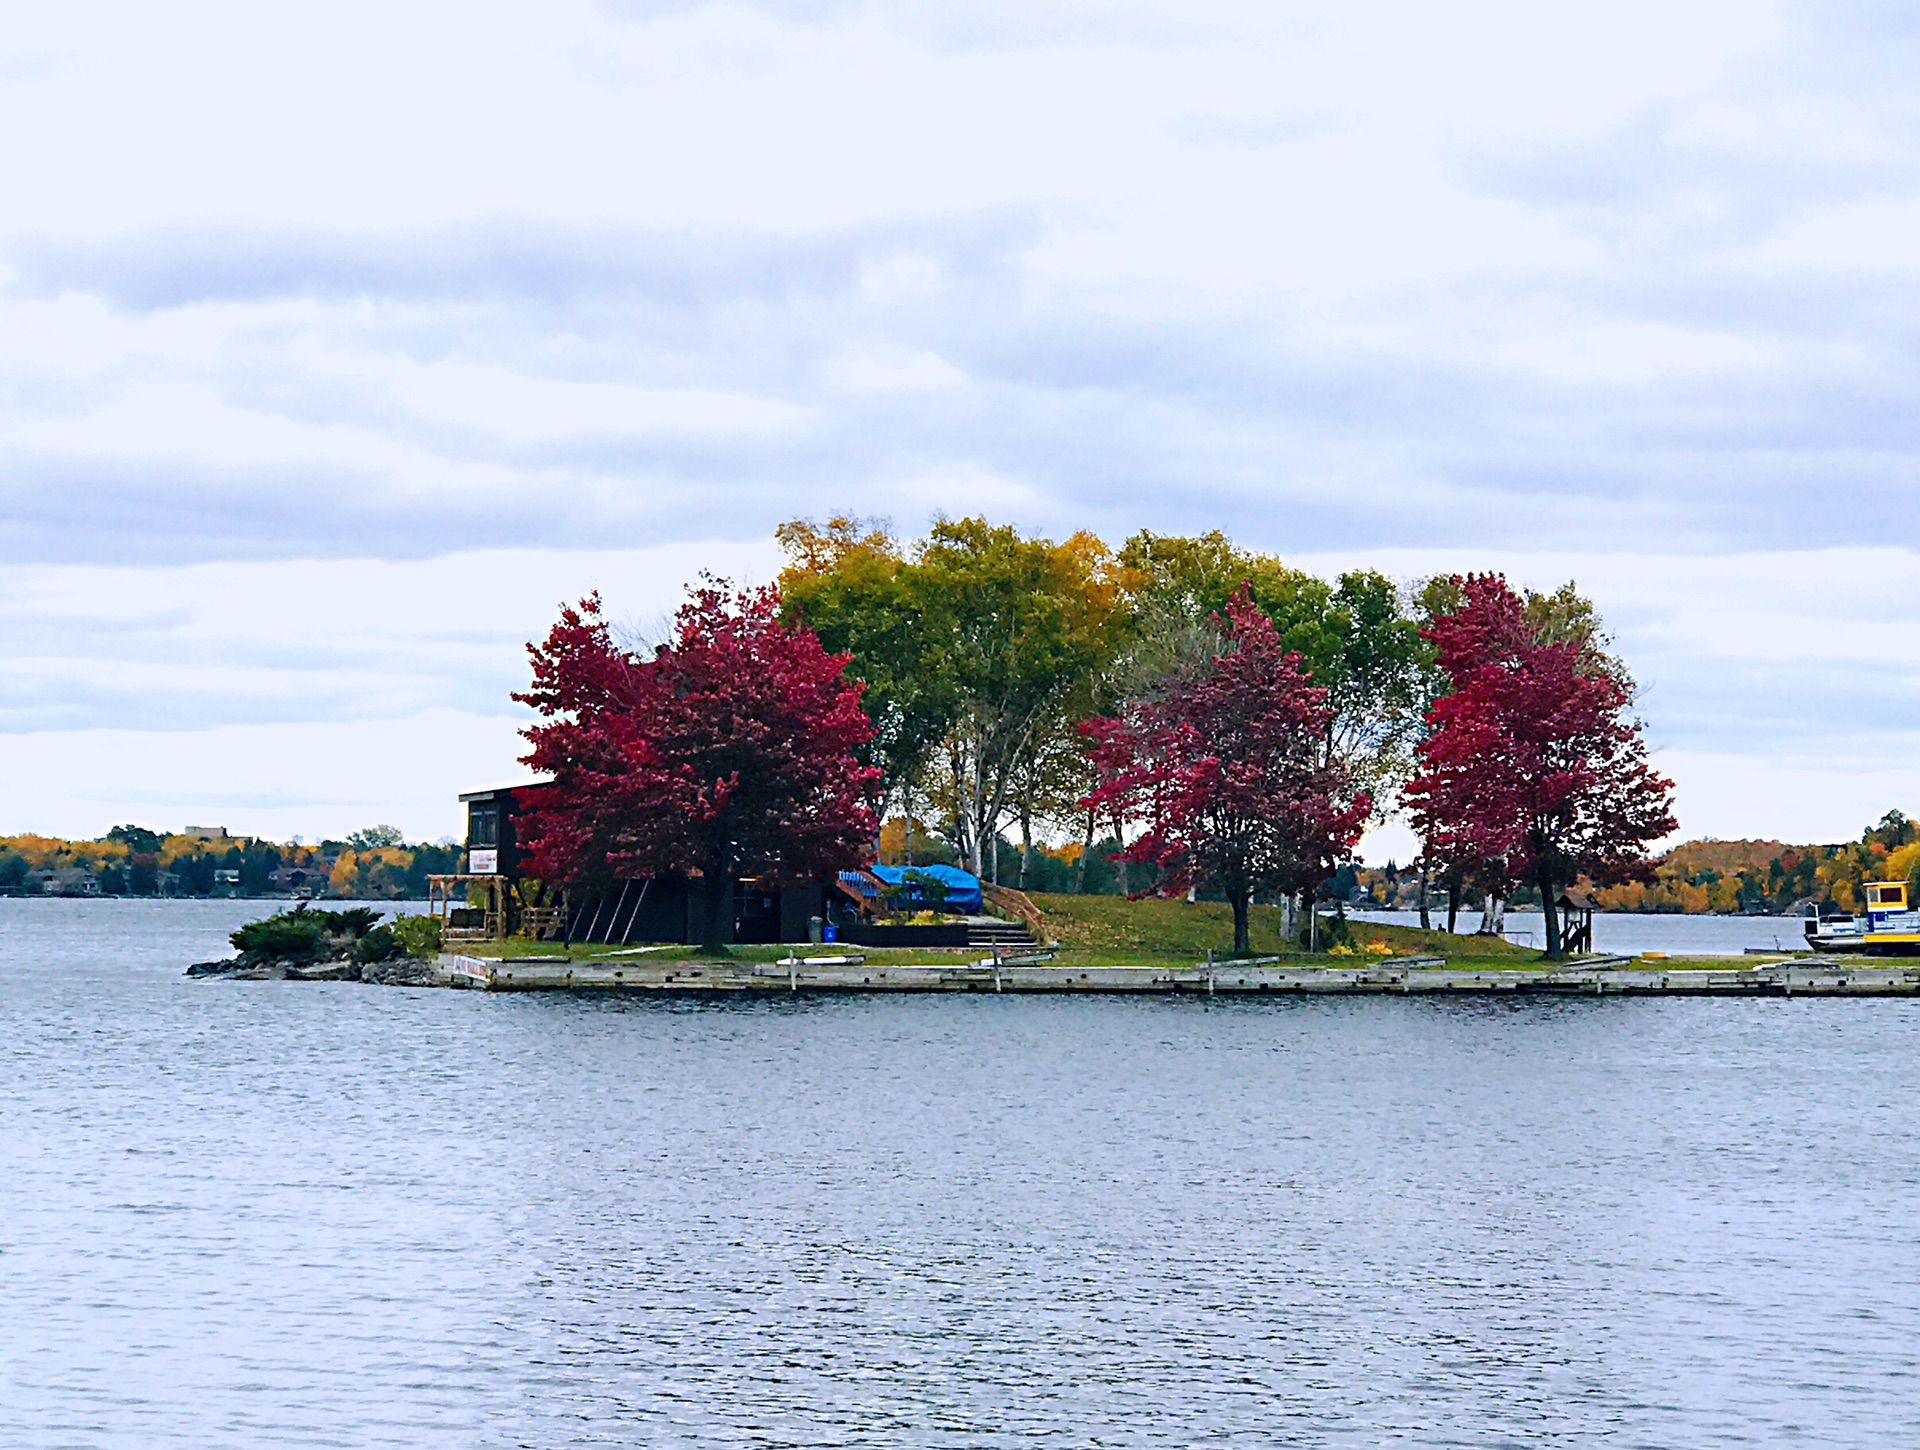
182, 826, 230, 842
269, 864, 327, 897
34, 866, 101, 897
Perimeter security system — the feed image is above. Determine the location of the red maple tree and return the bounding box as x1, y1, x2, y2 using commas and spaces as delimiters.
513, 584, 881, 944
1406, 574, 1674, 955
1083, 588, 1373, 956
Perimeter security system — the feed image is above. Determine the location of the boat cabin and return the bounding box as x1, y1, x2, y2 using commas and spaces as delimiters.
1862, 880, 1920, 952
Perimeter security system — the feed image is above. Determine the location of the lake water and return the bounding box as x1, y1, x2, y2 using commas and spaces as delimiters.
1351, 908, 1815, 956
5, 898, 1920, 1446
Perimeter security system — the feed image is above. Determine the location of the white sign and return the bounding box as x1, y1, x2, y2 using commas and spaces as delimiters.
468, 849, 499, 875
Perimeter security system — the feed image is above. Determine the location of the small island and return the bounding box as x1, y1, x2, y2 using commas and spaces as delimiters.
181, 519, 1920, 993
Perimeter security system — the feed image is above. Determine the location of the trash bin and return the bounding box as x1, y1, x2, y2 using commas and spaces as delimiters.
823, 923, 837, 943
808, 915, 824, 944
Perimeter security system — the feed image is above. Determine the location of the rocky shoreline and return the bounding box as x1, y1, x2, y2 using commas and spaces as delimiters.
186, 955, 438, 985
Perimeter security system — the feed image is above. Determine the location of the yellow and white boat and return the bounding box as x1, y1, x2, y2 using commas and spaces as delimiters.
1862, 881, 1920, 954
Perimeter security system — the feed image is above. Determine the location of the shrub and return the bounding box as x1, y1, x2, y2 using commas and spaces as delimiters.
1298, 908, 1351, 951
353, 924, 405, 965
390, 913, 443, 959
882, 869, 951, 915
230, 908, 329, 965
311, 906, 382, 939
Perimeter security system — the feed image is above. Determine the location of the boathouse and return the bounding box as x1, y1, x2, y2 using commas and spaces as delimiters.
434, 783, 832, 946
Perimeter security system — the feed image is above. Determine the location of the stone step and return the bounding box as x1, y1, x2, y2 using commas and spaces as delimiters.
965, 921, 1038, 947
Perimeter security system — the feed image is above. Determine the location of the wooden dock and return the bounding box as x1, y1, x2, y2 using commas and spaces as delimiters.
438, 954, 1920, 997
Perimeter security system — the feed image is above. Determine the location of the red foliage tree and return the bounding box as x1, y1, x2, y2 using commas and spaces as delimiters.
1405, 574, 1675, 955
1082, 588, 1373, 956
513, 584, 881, 944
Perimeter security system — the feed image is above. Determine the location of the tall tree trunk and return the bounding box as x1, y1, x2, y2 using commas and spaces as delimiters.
989, 831, 1000, 886
903, 782, 913, 869
1111, 813, 1129, 896
1539, 868, 1562, 956
1477, 895, 1502, 935
1231, 891, 1251, 956
1019, 808, 1033, 890
959, 738, 986, 878
1446, 871, 1460, 934
1072, 807, 1093, 894
1418, 857, 1432, 930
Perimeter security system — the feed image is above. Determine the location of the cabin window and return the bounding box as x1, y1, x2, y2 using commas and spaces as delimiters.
469, 806, 500, 848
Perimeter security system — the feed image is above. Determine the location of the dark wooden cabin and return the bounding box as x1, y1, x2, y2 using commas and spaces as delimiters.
452, 782, 829, 945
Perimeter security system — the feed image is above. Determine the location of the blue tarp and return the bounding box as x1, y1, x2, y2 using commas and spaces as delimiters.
842, 863, 983, 913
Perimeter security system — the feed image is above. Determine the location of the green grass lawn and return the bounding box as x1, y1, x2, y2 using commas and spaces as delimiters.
1023, 892, 1544, 968
455, 892, 1548, 970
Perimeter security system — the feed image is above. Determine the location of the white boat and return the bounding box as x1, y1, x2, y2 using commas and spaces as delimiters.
1803, 905, 1867, 952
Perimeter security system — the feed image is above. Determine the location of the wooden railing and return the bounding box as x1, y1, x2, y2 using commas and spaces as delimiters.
982, 884, 1051, 945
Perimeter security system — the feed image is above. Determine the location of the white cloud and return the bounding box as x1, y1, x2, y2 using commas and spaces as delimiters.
2, 2, 1920, 836
821, 346, 970, 394
0, 709, 527, 844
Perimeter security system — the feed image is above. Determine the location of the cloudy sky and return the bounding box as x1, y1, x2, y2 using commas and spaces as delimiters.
3, 0, 1919, 853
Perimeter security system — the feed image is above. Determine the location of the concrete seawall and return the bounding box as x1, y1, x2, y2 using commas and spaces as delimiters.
438, 954, 1920, 997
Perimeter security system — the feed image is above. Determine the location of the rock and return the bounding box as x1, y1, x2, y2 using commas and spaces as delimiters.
187, 952, 440, 987
287, 958, 360, 981
360, 956, 436, 986
185, 957, 315, 981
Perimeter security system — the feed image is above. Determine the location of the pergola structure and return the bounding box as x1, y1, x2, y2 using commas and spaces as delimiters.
427, 874, 566, 942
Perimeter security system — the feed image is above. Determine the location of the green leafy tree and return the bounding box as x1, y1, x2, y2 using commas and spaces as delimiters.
778, 517, 959, 817
912, 519, 1119, 879
781, 516, 1124, 881
107, 824, 164, 853
1116, 534, 1423, 789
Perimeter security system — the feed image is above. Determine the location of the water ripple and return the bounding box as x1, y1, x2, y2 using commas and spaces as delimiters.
3, 899, 1919, 1445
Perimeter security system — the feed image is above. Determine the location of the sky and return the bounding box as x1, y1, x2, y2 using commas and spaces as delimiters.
3, 0, 1919, 856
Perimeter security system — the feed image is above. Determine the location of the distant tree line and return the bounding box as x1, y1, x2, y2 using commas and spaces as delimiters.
1591, 810, 1920, 915
0, 825, 461, 899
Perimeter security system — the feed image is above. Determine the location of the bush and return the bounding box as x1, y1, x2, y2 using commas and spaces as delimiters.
230, 908, 330, 965
1297, 907, 1352, 952
311, 906, 383, 939
390, 913, 443, 959
229, 904, 393, 965
353, 924, 405, 965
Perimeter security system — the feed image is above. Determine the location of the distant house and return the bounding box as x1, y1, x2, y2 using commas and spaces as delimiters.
269, 864, 327, 897
182, 826, 231, 843
34, 866, 100, 897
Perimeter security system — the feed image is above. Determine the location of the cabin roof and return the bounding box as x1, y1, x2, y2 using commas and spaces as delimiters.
458, 781, 551, 803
